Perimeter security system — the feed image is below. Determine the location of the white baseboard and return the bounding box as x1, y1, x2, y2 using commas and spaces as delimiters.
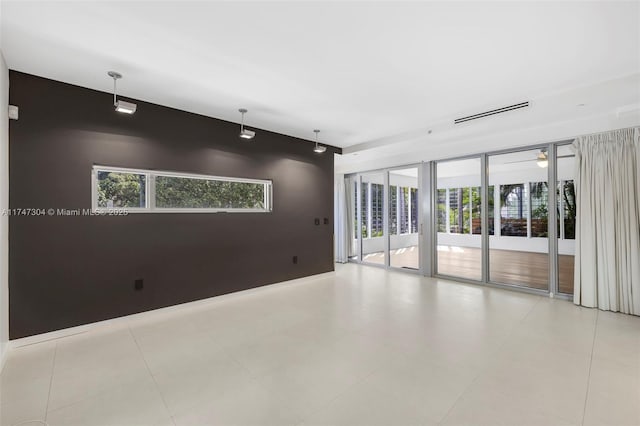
7, 270, 336, 350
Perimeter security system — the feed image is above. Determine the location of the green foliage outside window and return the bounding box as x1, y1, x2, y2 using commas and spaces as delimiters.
488, 185, 495, 235
530, 182, 549, 237
437, 189, 447, 232
155, 176, 264, 209
361, 183, 369, 239
390, 186, 398, 234
563, 181, 576, 239
97, 170, 267, 211
471, 187, 481, 234
97, 171, 146, 208
449, 188, 471, 234
559, 180, 576, 239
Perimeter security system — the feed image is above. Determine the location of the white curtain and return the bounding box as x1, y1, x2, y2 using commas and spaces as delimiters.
572, 127, 640, 315
334, 175, 348, 263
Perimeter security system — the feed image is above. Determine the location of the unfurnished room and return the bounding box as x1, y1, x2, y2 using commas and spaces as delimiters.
0, 1, 638, 426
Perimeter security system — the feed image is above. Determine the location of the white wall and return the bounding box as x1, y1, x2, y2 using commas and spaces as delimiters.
0, 50, 9, 368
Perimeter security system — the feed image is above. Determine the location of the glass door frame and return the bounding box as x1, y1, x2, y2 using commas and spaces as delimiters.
387, 164, 422, 273
430, 141, 571, 298
484, 147, 554, 294
347, 162, 424, 275
554, 142, 577, 296
431, 155, 484, 283
345, 139, 574, 300
357, 171, 389, 268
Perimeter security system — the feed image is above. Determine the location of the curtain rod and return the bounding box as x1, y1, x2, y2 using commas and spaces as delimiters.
572, 125, 639, 140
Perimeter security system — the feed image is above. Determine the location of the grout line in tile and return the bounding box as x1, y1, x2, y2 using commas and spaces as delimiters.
43, 342, 58, 423
580, 308, 599, 426
127, 325, 177, 426
436, 295, 543, 425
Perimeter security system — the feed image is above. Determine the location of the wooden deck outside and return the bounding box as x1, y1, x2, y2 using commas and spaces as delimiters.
362, 245, 574, 294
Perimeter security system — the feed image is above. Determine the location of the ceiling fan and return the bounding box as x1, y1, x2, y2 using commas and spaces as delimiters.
504, 149, 574, 168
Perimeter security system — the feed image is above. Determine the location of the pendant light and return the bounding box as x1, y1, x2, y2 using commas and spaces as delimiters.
238, 108, 256, 139
107, 71, 137, 114
313, 129, 326, 153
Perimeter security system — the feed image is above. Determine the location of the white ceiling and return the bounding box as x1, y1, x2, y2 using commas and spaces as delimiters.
1, 1, 639, 155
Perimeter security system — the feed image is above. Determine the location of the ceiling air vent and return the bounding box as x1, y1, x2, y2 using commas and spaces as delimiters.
454, 102, 529, 124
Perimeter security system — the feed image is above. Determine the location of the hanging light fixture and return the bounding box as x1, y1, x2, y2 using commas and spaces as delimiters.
238, 109, 255, 139
107, 71, 137, 114
313, 129, 326, 153
536, 150, 548, 168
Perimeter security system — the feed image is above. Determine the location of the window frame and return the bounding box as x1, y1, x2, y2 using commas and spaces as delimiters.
92, 165, 273, 214
91, 166, 150, 212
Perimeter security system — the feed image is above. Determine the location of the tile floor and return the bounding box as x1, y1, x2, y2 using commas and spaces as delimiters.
1, 264, 638, 426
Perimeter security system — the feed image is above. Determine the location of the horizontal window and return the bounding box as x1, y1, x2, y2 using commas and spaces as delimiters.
96, 170, 148, 209
92, 166, 272, 213
155, 175, 267, 210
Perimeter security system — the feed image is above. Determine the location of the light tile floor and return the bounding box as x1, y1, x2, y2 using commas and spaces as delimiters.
1, 264, 638, 426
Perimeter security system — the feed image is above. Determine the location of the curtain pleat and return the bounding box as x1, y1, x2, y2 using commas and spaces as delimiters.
573, 127, 640, 315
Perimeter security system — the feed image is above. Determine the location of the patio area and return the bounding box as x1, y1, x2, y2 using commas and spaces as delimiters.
361, 245, 574, 294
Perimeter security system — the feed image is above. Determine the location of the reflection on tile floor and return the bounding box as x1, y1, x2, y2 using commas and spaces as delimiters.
1, 263, 638, 426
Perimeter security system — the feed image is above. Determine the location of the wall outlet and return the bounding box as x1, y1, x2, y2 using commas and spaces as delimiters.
324, 218, 329, 225
134, 279, 144, 291
314, 218, 320, 225
292, 256, 298, 264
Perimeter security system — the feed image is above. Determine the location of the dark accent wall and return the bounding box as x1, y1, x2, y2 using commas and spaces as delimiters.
9, 71, 339, 339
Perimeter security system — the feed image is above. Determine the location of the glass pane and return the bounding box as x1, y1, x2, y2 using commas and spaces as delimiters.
390, 186, 397, 235
346, 176, 359, 261
437, 189, 447, 232
361, 182, 369, 239
530, 182, 549, 237
361, 173, 386, 265
563, 181, 576, 239
390, 168, 419, 269
488, 185, 495, 235
97, 170, 146, 208
436, 158, 482, 280
449, 188, 461, 234
500, 183, 527, 236
557, 144, 576, 294
371, 183, 384, 237
399, 187, 409, 234
471, 187, 481, 234
155, 176, 265, 209
411, 188, 419, 233
489, 149, 549, 290
462, 188, 471, 234
354, 181, 359, 241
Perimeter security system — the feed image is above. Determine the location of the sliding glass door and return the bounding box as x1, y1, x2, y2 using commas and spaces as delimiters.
435, 158, 482, 280
344, 142, 572, 296
488, 149, 549, 290
557, 144, 576, 295
346, 165, 422, 272
360, 172, 387, 266
389, 167, 420, 270
346, 175, 360, 262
